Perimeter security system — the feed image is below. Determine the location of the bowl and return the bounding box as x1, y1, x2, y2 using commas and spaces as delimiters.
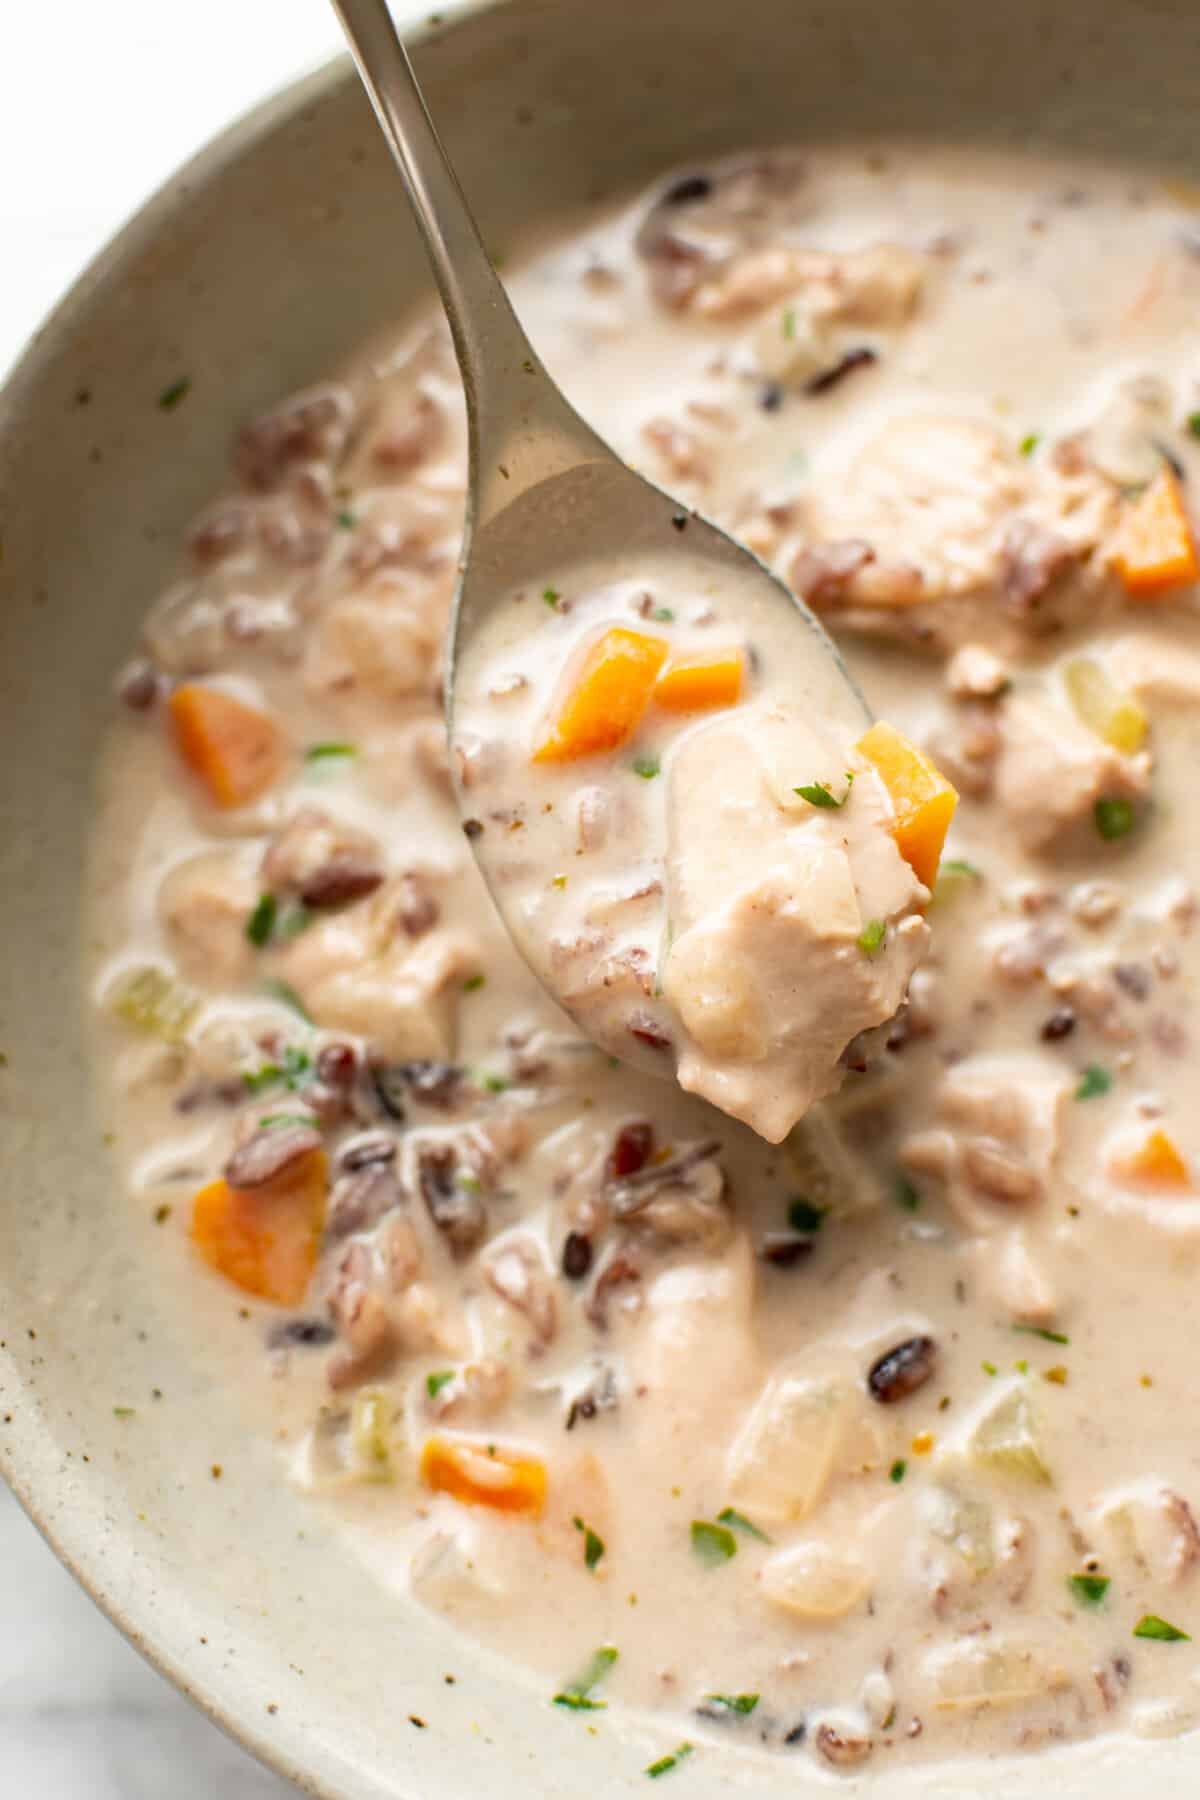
2, 0, 1199, 1793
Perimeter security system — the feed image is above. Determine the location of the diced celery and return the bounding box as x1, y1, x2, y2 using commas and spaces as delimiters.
351, 1389, 395, 1484
938, 1379, 1051, 1485
1063, 656, 1147, 755
111, 965, 198, 1042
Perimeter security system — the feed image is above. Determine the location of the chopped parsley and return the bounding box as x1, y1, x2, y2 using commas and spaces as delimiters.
794, 774, 853, 809
336, 508, 357, 529
1187, 413, 1200, 442
1075, 1063, 1112, 1102
425, 1370, 455, 1399
158, 377, 191, 411
543, 586, 561, 610
553, 1644, 618, 1709
787, 1197, 826, 1234
889, 1459, 907, 1484
781, 306, 797, 341
261, 979, 314, 1024
632, 755, 661, 780
705, 1693, 758, 1715
245, 892, 278, 948
481, 1073, 510, 1094
258, 1113, 318, 1130
462, 973, 486, 992
1013, 1324, 1070, 1345
715, 1507, 771, 1543
1066, 1573, 1109, 1608
1094, 796, 1134, 841
857, 918, 887, 958
895, 1176, 922, 1213
647, 1743, 694, 1779
305, 741, 357, 766
940, 857, 982, 878
653, 606, 675, 622
113, 1406, 136, 1418
1018, 432, 1041, 457
573, 1516, 606, 1571
275, 902, 313, 941
242, 1044, 312, 1095
690, 1520, 737, 1566
1134, 1614, 1190, 1642
981, 1360, 998, 1376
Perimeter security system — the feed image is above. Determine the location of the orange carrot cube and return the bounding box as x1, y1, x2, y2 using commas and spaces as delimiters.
532, 628, 668, 763
654, 647, 745, 713
170, 683, 285, 808
191, 1147, 327, 1306
1113, 1128, 1191, 1191
856, 720, 958, 889
420, 1436, 547, 1515
1112, 468, 1199, 598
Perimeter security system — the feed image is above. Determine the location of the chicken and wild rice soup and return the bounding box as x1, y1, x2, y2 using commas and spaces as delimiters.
90, 144, 1200, 1771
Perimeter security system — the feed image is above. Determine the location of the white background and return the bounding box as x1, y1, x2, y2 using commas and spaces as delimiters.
0, 5, 381, 1794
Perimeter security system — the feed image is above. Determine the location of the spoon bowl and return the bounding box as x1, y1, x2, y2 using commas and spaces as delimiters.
332, 0, 868, 1069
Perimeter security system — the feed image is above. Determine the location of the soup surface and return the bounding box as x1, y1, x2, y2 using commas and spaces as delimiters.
90, 144, 1200, 1773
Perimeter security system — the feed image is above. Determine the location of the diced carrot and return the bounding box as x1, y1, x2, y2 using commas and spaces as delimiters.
532, 628, 668, 763
1113, 1128, 1191, 1191
856, 720, 958, 889
1112, 468, 1199, 598
420, 1436, 547, 1515
191, 1148, 327, 1305
169, 683, 285, 808
653, 647, 745, 713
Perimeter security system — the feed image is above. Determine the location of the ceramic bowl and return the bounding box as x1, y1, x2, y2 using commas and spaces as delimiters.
2, 0, 1199, 1792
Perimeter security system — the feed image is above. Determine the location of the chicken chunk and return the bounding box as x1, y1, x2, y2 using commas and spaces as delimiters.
302, 928, 481, 1061
660, 706, 929, 1142
902, 1053, 1072, 1231
994, 693, 1151, 853
157, 848, 261, 989
305, 570, 447, 702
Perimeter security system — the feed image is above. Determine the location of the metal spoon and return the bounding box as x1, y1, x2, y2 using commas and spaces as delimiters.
331, 0, 867, 1065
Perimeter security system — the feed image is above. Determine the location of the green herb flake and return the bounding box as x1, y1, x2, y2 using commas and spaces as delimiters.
462, 973, 486, 992
787, 1197, 826, 1234
1068, 1573, 1110, 1608
715, 1507, 771, 1543
153, 1203, 172, 1225
245, 892, 278, 948
1014, 1358, 1030, 1375
1094, 796, 1134, 841
705, 1693, 758, 1715
336, 508, 357, 530
1019, 432, 1041, 457
781, 306, 797, 341
647, 1743, 694, 1779
305, 741, 358, 766
261, 980, 314, 1026
794, 773, 854, 809
158, 377, 191, 411
895, 1176, 922, 1213
426, 1370, 455, 1400
690, 1520, 737, 1567
1187, 413, 1200, 442
889, 1458, 907, 1484
1013, 1324, 1071, 1346
553, 1644, 619, 1710
653, 606, 675, 622
113, 1406, 136, 1418
482, 1073, 509, 1094
1075, 1064, 1112, 1102
258, 1112, 318, 1130
1134, 1614, 1190, 1642
573, 1516, 606, 1571
632, 755, 661, 780
242, 1044, 312, 1096
981, 1360, 998, 1376
858, 918, 887, 958
275, 903, 313, 941
543, 587, 561, 610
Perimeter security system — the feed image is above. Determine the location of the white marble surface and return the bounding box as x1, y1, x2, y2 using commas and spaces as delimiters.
2, 3, 376, 1794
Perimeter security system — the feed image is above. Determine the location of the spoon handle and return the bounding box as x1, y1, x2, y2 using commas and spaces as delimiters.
331, 0, 603, 522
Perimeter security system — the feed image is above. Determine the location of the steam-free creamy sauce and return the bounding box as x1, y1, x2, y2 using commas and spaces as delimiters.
89, 145, 1200, 1772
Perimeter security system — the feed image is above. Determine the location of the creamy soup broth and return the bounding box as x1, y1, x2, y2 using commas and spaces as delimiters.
88, 145, 1200, 1771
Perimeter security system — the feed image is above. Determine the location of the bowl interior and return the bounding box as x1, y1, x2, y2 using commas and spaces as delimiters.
3, 0, 1200, 1793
